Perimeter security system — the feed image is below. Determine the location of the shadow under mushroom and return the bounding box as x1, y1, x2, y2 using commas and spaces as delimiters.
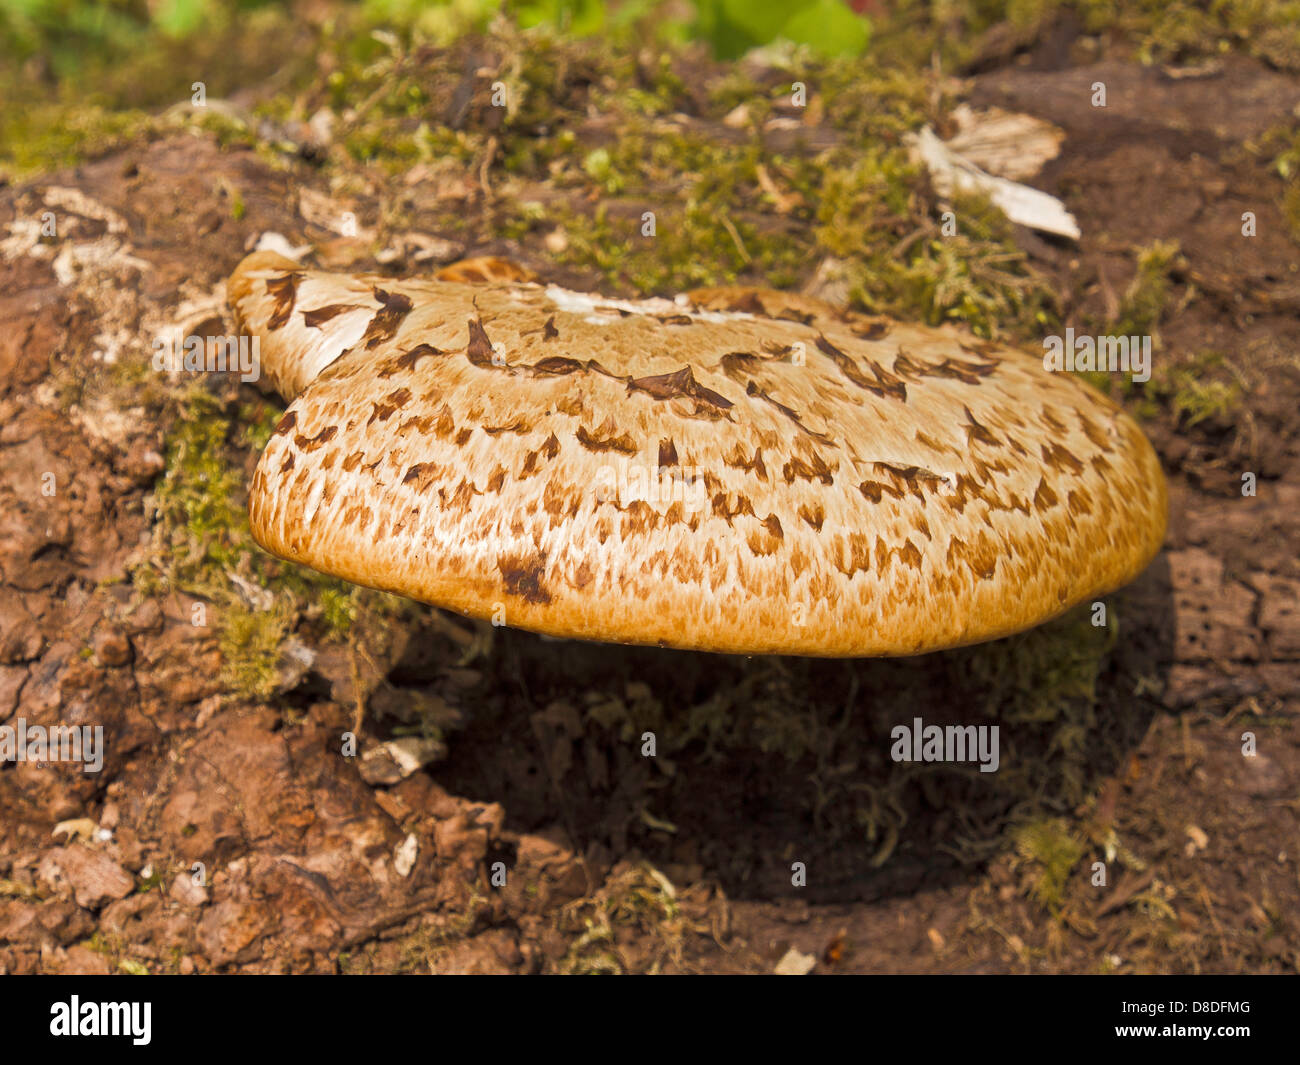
413, 553, 1173, 905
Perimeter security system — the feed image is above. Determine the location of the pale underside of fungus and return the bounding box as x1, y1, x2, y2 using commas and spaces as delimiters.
227, 250, 1167, 657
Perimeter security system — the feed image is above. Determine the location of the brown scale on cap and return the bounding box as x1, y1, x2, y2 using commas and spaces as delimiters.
227, 252, 1167, 657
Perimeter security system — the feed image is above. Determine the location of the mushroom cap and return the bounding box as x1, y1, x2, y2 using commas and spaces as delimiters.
229, 252, 1167, 657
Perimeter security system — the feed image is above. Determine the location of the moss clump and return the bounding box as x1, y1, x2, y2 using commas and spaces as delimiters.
139, 385, 374, 700
1242, 119, 1300, 247
218, 603, 292, 700
513, 97, 1055, 337
0, 104, 153, 180
955, 603, 1115, 727
319, 588, 360, 635
0, 100, 272, 183
1071, 0, 1300, 70
553, 197, 806, 293
342, 122, 434, 170
1088, 345, 1244, 428
1283, 179, 1300, 244
556, 862, 686, 974
1150, 350, 1244, 429
145, 387, 338, 605
1081, 239, 1184, 404
1014, 817, 1087, 917
815, 60, 937, 141
192, 16, 1056, 339
2, 12, 1057, 340
1111, 239, 1182, 339
147, 387, 249, 597
832, 185, 1059, 340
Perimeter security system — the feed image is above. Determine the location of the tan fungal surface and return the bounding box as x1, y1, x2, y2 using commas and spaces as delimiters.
229, 251, 1167, 657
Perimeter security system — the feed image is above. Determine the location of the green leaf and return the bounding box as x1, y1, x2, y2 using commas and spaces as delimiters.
153, 0, 208, 38
721, 0, 807, 43
780, 0, 871, 57
513, 0, 606, 36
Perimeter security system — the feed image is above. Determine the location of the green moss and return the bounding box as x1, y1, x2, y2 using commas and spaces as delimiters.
812, 149, 914, 255
319, 588, 360, 634
1283, 178, 1300, 244
83, 930, 129, 966
502, 77, 1056, 335
218, 603, 292, 700
148, 388, 249, 595
0, 9, 1055, 344
1150, 350, 1244, 428
262, 15, 1063, 332
138, 385, 377, 702
343, 124, 430, 169
1071, 0, 1300, 69
581, 148, 621, 193
554, 196, 805, 293
844, 192, 1058, 340
1087, 344, 1244, 427
145, 387, 357, 614
955, 603, 1115, 727
817, 60, 936, 141
952, 602, 1116, 812
1248, 120, 1300, 245
0, 103, 153, 179
1081, 239, 1184, 408
556, 862, 684, 975
1014, 817, 1087, 916
1112, 239, 1182, 339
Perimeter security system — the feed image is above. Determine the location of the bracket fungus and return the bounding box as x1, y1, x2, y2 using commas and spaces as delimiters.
227, 250, 1166, 657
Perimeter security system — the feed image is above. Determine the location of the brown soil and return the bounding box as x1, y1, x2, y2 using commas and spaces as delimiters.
1, 45, 1296, 975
